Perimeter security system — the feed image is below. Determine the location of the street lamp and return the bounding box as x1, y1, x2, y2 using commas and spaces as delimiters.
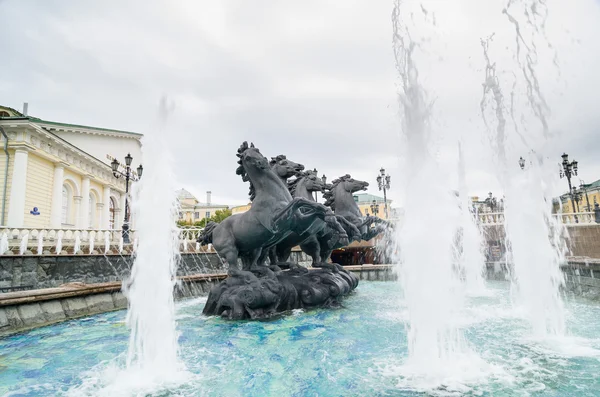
376, 167, 391, 219
318, 173, 327, 203
111, 153, 143, 243
579, 181, 591, 212
370, 200, 379, 217
485, 192, 498, 212
559, 153, 578, 222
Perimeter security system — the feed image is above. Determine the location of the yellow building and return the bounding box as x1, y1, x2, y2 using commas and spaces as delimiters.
352, 193, 394, 220
0, 104, 142, 230
231, 203, 251, 215
558, 179, 600, 213
176, 189, 229, 224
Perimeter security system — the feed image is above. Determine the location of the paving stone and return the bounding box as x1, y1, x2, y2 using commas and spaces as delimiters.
4, 307, 23, 328
85, 293, 115, 313
0, 308, 8, 329
112, 292, 128, 309
61, 297, 88, 318
40, 301, 67, 323
17, 303, 47, 327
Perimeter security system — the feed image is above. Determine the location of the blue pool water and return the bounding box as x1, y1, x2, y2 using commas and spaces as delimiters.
1, 281, 600, 396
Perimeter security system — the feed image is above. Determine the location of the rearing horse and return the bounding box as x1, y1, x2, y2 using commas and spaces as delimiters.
323, 174, 388, 242
199, 142, 330, 271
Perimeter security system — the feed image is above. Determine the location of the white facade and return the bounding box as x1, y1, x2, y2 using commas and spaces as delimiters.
0, 106, 142, 231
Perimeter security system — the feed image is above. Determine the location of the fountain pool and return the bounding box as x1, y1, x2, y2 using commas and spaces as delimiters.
1, 280, 599, 396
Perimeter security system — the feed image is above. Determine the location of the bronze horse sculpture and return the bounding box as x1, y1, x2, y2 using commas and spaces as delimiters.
200, 142, 329, 271
199, 142, 360, 320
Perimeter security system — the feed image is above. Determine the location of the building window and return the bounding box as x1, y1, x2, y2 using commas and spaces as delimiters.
0, 111, 9, 117
109, 197, 116, 229
179, 212, 183, 219
205, 211, 211, 218
89, 194, 96, 228
194, 212, 200, 219
61, 185, 70, 225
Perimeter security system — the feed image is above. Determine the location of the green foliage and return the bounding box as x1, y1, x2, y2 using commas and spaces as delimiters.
177, 208, 233, 228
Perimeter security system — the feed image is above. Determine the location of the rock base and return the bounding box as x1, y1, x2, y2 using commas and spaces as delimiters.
202, 264, 359, 320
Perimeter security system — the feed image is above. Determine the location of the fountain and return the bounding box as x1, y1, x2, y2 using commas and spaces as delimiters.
55, 232, 62, 255
2, 2, 600, 396
37, 231, 44, 255
89, 236, 94, 254
0, 232, 8, 255
19, 233, 28, 255
104, 232, 110, 254
74, 235, 81, 254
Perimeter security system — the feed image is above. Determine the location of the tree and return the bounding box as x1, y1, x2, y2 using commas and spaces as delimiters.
211, 209, 232, 223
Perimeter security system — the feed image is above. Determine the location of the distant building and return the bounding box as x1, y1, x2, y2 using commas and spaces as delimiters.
176, 188, 229, 224
231, 203, 251, 215
557, 179, 600, 213
352, 193, 394, 220
0, 104, 141, 230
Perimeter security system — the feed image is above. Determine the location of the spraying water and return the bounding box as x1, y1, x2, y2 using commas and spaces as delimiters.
19, 233, 28, 255
37, 232, 44, 255
88, 236, 94, 255
55, 233, 62, 255
456, 142, 487, 293
74, 235, 81, 254
0, 233, 7, 255
480, 4, 566, 336
392, 0, 468, 373
122, 96, 185, 386
104, 232, 110, 254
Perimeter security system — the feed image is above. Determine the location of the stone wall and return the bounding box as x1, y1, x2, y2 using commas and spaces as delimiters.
0, 251, 311, 291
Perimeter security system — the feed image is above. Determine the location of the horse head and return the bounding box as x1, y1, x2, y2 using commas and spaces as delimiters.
323, 174, 368, 211
270, 155, 305, 181
288, 168, 325, 199
236, 141, 271, 200
337, 174, 369, 194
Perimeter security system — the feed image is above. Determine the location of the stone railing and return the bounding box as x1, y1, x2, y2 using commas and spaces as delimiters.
0, 226, 206, 255
477, 212, 597, 226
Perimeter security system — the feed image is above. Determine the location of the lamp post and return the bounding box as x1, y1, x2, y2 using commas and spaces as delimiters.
318, 173, 327, 203
376, 167, 391, 219
580, 181, 591, 212
111, 153, 143, 243
485, 192, 498, 212
370, 200, 379, 217
559, 153, 578, 222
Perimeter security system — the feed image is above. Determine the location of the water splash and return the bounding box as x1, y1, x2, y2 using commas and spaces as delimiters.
480, 5, 566, 336
0, 233, 7, 255
55, 233, 62, 255
122, 96, 187, 384
392, 0, 476, 382
37, 231, 44, 255
19, 233, 28, 255
89, 236, 94, 255
74, 235, 81, 254
456, 142, 487, 293
104, 232, 110, 254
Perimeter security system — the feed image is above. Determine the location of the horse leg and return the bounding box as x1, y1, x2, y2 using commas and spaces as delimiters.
300, 238, 320, 267
268, 247, 278, 266
221, 247, 240, 272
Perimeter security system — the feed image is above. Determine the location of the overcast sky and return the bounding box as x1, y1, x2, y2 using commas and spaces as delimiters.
1, 0, 599, 207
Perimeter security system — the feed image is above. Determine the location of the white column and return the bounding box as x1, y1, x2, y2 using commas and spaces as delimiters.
117, 193, 126, 230
79, 177, 90, 228
102, 186, 111, 229
73, 196, 82, 228
7, 149, 29, 227
49, 164, 65, 228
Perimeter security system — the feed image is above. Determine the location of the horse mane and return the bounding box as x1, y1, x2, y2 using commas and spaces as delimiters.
236, 141, 257, 201
269, 154, 287, 167
322, 174, 352, 211
287, 168, 318, 197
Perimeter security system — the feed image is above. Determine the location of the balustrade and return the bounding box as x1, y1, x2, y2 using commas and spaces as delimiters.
0, 226, 206, 255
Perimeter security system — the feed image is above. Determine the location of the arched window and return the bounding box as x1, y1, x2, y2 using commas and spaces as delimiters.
0, 111, 9, 117
89, 193, 96, 228
61, 185, 70, 225
109, 197, 116, 229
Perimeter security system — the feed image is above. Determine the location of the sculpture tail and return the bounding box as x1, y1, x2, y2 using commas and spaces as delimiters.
198, 221, 218, 245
